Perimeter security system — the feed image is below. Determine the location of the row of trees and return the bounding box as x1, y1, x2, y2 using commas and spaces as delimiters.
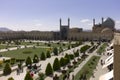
25, 50, 51, 66
45, 51, 79, 76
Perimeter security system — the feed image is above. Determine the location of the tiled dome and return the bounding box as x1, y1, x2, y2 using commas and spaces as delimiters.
102, 17, 115, 28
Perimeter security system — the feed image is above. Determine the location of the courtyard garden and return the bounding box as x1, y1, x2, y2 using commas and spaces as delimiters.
0, 41, 102, 80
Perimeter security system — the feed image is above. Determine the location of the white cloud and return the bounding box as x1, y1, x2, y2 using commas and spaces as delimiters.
116, 20, 120, 24
80, 19, 90, 23
34, 23, 42, 26
87, 23, 93, 26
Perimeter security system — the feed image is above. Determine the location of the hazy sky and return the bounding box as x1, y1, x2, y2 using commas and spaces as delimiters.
0, 0, 120, 31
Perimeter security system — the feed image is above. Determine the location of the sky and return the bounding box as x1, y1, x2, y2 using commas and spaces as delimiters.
0, 0, 120, 31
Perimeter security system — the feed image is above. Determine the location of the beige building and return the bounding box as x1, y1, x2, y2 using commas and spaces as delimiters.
114, 33, 120, 80
0, 17, 115, 41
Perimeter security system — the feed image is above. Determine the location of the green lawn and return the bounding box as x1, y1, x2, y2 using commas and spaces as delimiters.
0, 44, 17, 49
74, 56, 100, 80
0, 47, 51, 59
97, 43, 107, 55
20, 41, 45, 46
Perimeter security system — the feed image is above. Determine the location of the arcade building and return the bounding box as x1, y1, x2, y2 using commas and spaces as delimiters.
0, 17, 115, 41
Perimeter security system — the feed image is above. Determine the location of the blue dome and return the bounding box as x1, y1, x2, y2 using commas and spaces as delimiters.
102, 17, 115, 28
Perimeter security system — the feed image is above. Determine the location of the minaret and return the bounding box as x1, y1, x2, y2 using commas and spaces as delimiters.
93, 18, 95, 26
102, 17, 104, 24
68, 18, 70, 27
60, 18, 62, 27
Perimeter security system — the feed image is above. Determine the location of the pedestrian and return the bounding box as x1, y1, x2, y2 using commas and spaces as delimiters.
53, 74, 59, 80
21, 66, 23, 73
17, 68, 20, 75
101, 59, 103, 65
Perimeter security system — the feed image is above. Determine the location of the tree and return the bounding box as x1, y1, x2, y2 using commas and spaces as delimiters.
69, 54, 74, 60
45, 63, 53, 76
25, 56, 32, 66
59, 46, 63, 53
3, 63, 12, 75
60, 57, 65, 67
68, 45, 70, 49
91, 41, 94, 46
46, 51, 51, 58
74, 50, 79, 57
53, 47, 58, 55
8, 77, 14, 80
53, 58, 60, 71
40, 52, 46, 60
64, 54, 70, 63
33, 54, 39, 63
24, 72, 33, 80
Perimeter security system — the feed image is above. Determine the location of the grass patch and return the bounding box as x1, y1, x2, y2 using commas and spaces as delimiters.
22, 50, 33, 54
74, 56, 100, 80
0, 44, 17, 49
97, 43, 107, 55
0, 47, 50, 59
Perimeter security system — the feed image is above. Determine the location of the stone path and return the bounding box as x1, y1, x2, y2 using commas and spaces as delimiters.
90, 50, 109, 80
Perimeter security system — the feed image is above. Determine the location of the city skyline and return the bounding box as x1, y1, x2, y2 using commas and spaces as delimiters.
0, 0, 120, 31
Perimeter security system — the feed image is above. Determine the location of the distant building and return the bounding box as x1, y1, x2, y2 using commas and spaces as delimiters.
93, 17, 115, 33
0, 17, 115, 41
60, 18, 70, 40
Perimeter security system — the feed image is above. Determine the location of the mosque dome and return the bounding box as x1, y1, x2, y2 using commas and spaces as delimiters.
102, 17, 115, 28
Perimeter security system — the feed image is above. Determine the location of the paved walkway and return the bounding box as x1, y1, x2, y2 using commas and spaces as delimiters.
90, 50, 109, 80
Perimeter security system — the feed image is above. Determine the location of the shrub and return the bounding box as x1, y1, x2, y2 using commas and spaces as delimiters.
68, 45, 70, 49
3, 63, 12, 75
40, 52, 46, 60
46, 51, 51, 58
69, 54, 74, 60
16, 59, 25, 62
53, 47, 58, 55
4, 59, 11, 63
53, 58, 60, 71
60, 57, 65, 67
47, 43, 51, 47
24, 72, 33, 80
8, 77, 14, 80
64, 58, 69, 65
59, 47, 63, 53
80, 45, 90, 53
62, 43, 66, 46
25, 57, 32, 66
74, 50, 79, 57
23, 51, 32, 54
38, 72, 45, 80
0, 60, 3, 67
45, 63, 53, 76
33, 54, 39, 63
91, 41, 94, 46
64, 54, 70, 63
10, 58, 16, 65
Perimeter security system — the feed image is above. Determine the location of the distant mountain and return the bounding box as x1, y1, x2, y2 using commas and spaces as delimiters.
0, 27, 13, 32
